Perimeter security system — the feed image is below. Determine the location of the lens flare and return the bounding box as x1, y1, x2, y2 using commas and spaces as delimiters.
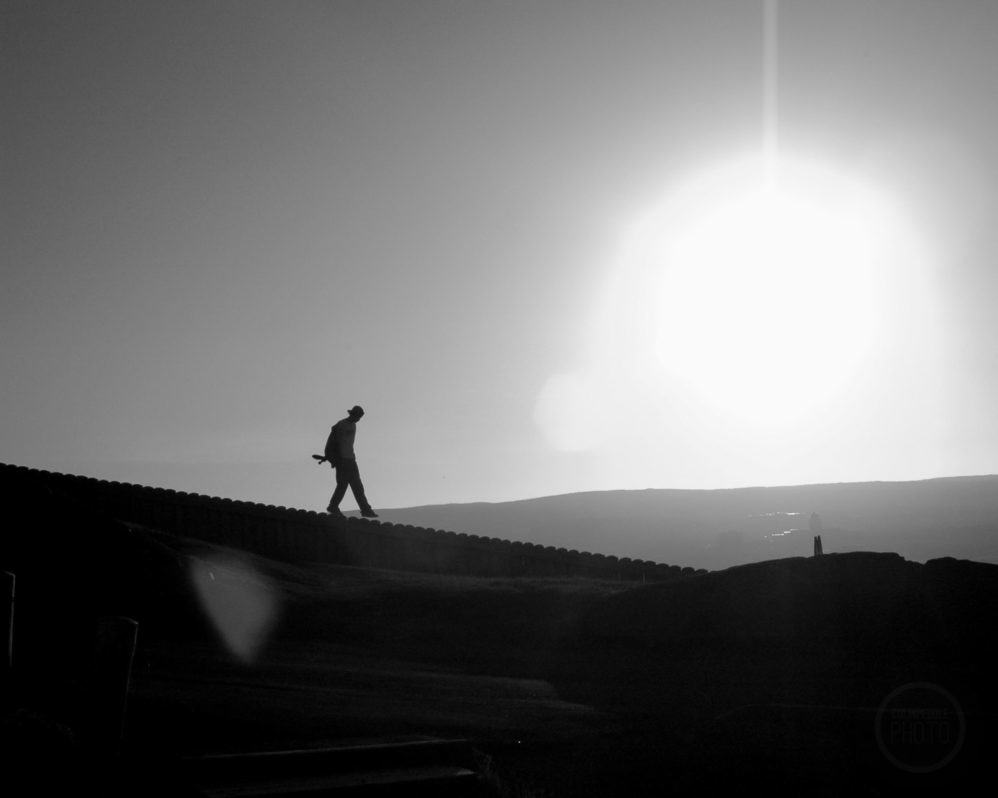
190, 556, 278, 663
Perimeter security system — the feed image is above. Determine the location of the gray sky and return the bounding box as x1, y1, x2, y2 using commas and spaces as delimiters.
4, 1, 998, 510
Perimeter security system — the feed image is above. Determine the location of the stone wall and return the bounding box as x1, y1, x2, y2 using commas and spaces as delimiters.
1, 463, 694, 581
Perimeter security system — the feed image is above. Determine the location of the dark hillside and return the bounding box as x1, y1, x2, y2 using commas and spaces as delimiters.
0, 462, 687, 582
0, 469, 209, 649
2, 467, 996, 796
0, 472, 624, 790
563, 552, 998, 711
549, 552, 998, 795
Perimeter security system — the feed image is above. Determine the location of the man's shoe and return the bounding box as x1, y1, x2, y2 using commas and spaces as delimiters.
327, 505, 343, 515
361, 508, 379, 518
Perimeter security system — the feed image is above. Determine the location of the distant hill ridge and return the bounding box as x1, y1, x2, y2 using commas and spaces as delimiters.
377, 474, 998, 569
0, 462, 698, 581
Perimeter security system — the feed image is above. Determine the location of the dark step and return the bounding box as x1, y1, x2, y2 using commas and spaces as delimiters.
185, 738, 474, 780
182, 738, 482, 798
195, 765, 480, 798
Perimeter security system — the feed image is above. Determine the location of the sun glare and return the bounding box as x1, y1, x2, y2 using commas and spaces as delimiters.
536, 151, 934, 461
622, 154, 904, 428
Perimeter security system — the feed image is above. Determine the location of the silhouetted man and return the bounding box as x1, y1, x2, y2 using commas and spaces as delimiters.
326, 405, 378, 518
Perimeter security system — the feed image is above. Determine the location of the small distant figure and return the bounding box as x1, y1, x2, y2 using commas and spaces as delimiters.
316, 405, 378, 518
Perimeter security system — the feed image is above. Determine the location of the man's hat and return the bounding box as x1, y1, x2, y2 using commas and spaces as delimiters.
348, 405, 365, 417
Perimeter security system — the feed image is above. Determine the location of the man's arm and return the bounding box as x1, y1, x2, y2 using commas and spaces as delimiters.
315, 422, 342, 468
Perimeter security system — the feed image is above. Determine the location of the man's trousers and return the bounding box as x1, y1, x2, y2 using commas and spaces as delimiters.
329, 459, 372, 513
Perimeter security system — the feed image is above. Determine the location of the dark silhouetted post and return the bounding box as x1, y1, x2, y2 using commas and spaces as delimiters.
90, 616, 138, 755
813, 535, 823, 557
2, 572, 13, 693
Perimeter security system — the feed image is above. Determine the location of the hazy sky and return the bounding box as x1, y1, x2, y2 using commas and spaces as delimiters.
4, 1, 998, 510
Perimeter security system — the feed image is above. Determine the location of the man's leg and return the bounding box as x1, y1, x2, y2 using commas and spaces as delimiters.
327, 466, 349, 512
347, 462, 376, 516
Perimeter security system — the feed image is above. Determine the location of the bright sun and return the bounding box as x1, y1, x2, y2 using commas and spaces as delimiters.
622, 154, 904, 428
537, 152, 930, 456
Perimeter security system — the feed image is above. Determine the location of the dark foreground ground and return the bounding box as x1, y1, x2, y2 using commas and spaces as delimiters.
2, 479, 996, 796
